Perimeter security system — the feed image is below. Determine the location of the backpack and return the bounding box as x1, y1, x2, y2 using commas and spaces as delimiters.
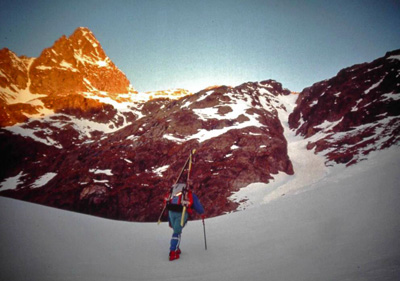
166, 183, 193, 212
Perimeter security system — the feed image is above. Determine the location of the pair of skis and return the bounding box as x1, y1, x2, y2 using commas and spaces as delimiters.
157, 148, 207, 251
157, 149, 196, 226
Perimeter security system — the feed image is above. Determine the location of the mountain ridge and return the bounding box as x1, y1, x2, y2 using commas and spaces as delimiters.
0, 27, 399, 221
0, 79, 295, 221
0, 27, 194, 127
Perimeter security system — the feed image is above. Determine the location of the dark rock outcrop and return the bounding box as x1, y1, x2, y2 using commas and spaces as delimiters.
289, 49, 400, 165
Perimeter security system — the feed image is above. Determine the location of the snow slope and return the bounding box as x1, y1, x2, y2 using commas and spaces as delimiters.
1, 146, 399, 281
230, 92, 327, 208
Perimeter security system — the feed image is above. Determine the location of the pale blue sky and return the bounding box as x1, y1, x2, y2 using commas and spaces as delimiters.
1, 0, 399, 92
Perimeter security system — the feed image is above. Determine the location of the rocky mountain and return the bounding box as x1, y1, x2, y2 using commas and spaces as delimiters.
29, 27, 131, 98
0, 27, 399, 221
289, 49, 400, 166
0, 27, 135, 127
0, 77, 294, 221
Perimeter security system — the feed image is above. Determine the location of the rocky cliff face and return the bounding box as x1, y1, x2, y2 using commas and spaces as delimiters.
0, 27, 134, 127
0, 79, 294, 221
0, 49, 37, 126
289, 49, 400, 166
0, 48, 31, 96
29, 27, 132, 98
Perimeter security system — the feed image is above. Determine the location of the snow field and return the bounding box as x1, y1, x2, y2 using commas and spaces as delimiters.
1, 147, 399, 281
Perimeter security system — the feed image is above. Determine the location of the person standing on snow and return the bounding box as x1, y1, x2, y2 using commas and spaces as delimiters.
165, 183, 205, 261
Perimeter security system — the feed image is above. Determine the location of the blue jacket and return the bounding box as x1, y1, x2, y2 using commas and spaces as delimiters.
167, 191, 204, 215
167, 192, 204, 230
191, 193, 204, 214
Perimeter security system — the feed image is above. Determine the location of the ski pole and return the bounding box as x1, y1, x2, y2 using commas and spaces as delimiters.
202, 217, 207, 250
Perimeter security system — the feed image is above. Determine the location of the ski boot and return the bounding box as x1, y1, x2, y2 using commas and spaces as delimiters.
169, 250, 180, 261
